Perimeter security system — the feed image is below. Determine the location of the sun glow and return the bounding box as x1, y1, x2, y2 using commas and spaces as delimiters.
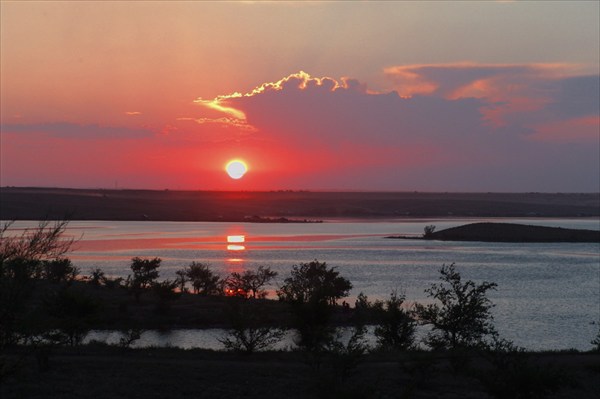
225, 160, 248, 179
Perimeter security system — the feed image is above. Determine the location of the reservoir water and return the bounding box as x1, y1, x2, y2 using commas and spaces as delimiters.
8, 218, 600, 351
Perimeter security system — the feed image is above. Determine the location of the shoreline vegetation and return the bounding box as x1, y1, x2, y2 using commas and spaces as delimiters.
1, 187, 599, 221
2, 221, 600, 398
387, 222, 600, 243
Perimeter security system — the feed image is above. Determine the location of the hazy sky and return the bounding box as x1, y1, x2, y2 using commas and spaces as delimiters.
1, 1, 599, 191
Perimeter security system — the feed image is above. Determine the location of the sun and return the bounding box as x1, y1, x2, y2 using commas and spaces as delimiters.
225, 159, 248, 179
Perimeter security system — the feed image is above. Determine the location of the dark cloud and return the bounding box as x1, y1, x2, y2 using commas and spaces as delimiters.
232, 79, 488, 148
206, 68, 599, 191
1, 122, 154, 140
544, 75, 600, 119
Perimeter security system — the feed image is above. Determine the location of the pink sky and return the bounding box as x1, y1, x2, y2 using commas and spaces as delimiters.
1, 1, 598, 191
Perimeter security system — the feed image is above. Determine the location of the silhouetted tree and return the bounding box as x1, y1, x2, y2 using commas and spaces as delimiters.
278, 260, 352, 352
0, 220, 75, 264
225, 266, 278, 299
414, 263, 497, 350
219, 302, 285, 354
591, 327, 600, 352
185, 262, 221, 295
0, 259, 39, 347
106, 277, 125, 290
423, 225, 436, 238
152, 279, 180, 313
373, 291, 416, 351
43, 287, 99, 346
127, 257, 161, 301
118, 327, 143, 349
89, 268, 105, 287
316, 325, 370, 393
42, 258, 79, 283
0, 257, 41, 283
174, 268, 188, 293
277, 260, 352, 306
0, 220, 75, 348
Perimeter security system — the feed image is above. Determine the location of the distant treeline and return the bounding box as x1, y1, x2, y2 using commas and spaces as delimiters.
1, 187, 599, 220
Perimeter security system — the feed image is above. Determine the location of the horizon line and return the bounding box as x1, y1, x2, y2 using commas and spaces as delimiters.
2, 186, 599, 195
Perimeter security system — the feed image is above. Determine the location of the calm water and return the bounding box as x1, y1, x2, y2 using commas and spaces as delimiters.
8, 218, 600, 351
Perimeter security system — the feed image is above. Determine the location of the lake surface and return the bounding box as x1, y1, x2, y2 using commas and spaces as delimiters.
8, 218, 600, 351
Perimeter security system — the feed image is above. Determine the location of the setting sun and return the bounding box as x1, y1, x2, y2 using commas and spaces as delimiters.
225, 160, 248, 179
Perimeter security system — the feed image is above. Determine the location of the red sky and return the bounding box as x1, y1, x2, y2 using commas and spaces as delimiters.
1, 2, 599, 192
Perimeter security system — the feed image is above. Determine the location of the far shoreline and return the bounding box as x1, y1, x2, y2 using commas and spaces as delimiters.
2, 187, 599, 221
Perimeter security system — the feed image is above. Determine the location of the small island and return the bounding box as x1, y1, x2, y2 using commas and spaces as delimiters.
388, 222, 600, 243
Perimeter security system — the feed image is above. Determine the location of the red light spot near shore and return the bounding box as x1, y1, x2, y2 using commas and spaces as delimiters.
225, 288, 247, 297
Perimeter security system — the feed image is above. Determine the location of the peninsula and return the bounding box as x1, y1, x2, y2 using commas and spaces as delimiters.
389, 222, 600, 243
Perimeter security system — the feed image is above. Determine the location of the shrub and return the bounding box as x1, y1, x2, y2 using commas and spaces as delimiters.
309, 325, 372, 399
0, 220, 75, 264
414, 263, 497, 350
0, 257, 41, 282
118, 327, 144, 348
277, 260, 352, 306
225, 266, 278, 299
278, 260, 352, 352
152, 279, 181, 313
185, 262, 222, 295
374, 291, 416, 351
43, 288, 100, 346
42, 258, 79, 282
423, 225, 436, 238
127, 257, 161, 301
89, 268, 105, 287
0, 221, 77, 351
219, 302, 286, 354
103, 276, 124, 289
152, 279, 180, 300
174, 268, 188, 293
475, 338, 571, 399
591, 326, 600, 351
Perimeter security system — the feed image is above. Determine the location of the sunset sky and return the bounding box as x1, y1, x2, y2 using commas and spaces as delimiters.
1, 1, 599, 191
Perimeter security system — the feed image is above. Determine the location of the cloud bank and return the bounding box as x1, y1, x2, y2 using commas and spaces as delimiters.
192, 65, 598, 191
2, 64, 598, 191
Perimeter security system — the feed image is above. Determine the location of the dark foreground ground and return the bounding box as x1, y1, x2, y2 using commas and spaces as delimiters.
4, 280, 599, 398
2, 345, 599, 399
1, 187, 598, 221
3, 281, 599, 399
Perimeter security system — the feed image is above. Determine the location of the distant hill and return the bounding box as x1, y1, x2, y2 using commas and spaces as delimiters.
424, 222, 600, 243
0, 187, 599, 221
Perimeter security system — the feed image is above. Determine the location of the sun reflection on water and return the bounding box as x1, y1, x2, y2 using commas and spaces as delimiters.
226, 234, 246, 263
227, 244, 245, 251
227, 235, 245, 252
227, 235, 245, 244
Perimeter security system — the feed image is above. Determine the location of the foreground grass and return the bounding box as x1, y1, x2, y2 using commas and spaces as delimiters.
2, 345, 599, 399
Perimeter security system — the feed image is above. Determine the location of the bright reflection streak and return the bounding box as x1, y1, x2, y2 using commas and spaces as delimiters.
227, 244, 245, 251
227, 235, 245, 243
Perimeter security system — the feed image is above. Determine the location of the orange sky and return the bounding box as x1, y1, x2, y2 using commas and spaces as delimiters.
1, 1, 599, 191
